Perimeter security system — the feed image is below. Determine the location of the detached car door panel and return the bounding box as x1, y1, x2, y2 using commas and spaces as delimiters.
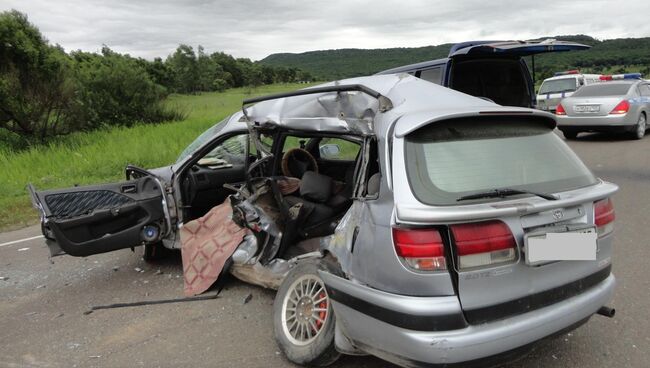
29, 176, 166, 257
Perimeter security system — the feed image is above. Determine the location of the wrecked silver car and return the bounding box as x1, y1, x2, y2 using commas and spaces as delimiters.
29, 74, 618, 367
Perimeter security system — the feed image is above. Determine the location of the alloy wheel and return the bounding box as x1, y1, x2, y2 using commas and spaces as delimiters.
636, 114, 646, 139
281, 274, 330, 346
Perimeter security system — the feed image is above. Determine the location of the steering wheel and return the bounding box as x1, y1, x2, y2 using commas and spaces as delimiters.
281, 148, 318, 178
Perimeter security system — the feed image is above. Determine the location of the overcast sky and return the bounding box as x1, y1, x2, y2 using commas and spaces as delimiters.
2, 0, 649, 60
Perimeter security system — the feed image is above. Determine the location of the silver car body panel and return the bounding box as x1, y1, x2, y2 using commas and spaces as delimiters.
392, 178, 618, 224
321, 188, 457, 296
392, 106, 554, 138
323, 269, 615, 365
557, 113, 636, 127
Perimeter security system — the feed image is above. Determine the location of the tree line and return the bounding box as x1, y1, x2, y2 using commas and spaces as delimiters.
0, 10, 313, 150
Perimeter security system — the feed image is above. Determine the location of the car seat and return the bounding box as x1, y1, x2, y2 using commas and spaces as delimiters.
284, 171, 352, 238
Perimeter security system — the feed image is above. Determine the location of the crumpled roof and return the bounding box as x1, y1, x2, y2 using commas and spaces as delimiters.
243, 74, 556, 136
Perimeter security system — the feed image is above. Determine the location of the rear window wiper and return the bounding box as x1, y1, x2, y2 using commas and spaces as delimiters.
456, 188, 558, 202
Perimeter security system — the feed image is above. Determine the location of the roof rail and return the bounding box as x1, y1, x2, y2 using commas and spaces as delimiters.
242, 84, 394, 119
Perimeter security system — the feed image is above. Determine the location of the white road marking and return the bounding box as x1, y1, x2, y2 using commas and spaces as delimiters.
0, 235, 44, 248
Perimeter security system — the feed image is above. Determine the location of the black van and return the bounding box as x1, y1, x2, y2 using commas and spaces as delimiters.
376, 39, 590, 108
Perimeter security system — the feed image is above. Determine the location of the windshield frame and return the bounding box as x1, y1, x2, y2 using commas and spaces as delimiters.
175, 115, 232, 164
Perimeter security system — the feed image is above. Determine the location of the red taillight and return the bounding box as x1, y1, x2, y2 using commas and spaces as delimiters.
595, 198, 615, 237
609, 100, 629, 115
392, 227, 447, 271
556, 104, 566, 115
450, 221, 516, 269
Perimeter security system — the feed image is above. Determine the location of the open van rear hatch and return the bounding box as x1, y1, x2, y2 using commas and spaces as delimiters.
448, 39, 591, 57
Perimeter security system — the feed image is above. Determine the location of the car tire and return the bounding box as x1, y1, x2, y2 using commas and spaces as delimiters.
273, 260, 341, 367
631, 113, 647, 140
562, 130, 579, 140
142, 242, 164, 262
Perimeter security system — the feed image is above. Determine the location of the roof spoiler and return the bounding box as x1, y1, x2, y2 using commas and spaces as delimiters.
241, 84, 394, 119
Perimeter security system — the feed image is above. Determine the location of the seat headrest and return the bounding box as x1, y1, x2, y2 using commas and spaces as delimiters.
300, 171, 332, 203
367, 173, 381, 196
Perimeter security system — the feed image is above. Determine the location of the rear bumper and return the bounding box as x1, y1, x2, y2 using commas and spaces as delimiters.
559, 125, 633, 134
557, 114, 635, 131
321, 271, 615, 366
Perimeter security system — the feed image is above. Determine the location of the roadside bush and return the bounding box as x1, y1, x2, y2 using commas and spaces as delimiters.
0, 11, 75, 143
72, 47, 179, 128
0, 11, 184, 148
0, 10, 310, 150
0, 129, 28, 152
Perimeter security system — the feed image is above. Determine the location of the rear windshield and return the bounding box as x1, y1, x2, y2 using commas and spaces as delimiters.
538, 78, 577, 94
404, 117, 597, 205
572, 83, 632, 97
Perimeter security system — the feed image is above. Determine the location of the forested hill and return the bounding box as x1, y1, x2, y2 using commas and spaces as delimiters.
260, 44, 452, 80
260, 35, 650, 81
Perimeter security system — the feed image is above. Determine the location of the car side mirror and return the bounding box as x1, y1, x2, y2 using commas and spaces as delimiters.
319, 144, 341, 159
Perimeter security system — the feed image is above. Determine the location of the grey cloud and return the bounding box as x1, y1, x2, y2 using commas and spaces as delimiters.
2, 0, 649, 60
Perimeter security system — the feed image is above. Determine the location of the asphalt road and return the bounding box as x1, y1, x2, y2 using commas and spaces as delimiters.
1, 131, 649, 368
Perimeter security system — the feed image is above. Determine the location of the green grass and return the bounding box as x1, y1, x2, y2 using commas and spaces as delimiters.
0, 83, 316, 230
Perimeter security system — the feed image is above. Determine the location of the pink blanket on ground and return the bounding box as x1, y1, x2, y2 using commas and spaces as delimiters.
180, 199, 247, 296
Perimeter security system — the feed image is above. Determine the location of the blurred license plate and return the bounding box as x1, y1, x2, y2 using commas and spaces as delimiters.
525, 228, 597, 265
574, 105, 600, 113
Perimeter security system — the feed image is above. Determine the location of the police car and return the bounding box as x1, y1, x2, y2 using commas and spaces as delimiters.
536, 70, 602, 112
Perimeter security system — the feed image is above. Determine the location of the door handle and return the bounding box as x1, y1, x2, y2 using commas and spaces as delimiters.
121, 184, 137, 194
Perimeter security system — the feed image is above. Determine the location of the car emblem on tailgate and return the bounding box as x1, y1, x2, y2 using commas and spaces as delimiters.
552, 209, 564, 220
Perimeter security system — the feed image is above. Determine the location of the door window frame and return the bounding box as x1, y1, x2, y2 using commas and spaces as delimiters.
174, 129, 251, 223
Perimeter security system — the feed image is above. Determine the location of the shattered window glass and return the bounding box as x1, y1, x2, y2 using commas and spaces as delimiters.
177, 116, 230, 162
198, 134, 248, 167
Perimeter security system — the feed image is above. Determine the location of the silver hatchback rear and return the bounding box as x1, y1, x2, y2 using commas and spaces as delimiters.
321, 108, 617, 366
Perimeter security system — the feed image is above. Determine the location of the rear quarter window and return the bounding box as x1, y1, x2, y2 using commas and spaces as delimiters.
404, 117, 597, 205
419, 67, 443, 84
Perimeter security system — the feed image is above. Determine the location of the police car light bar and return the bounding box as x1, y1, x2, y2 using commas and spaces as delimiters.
600, 73, 643, 81
554, 70, 580, 76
